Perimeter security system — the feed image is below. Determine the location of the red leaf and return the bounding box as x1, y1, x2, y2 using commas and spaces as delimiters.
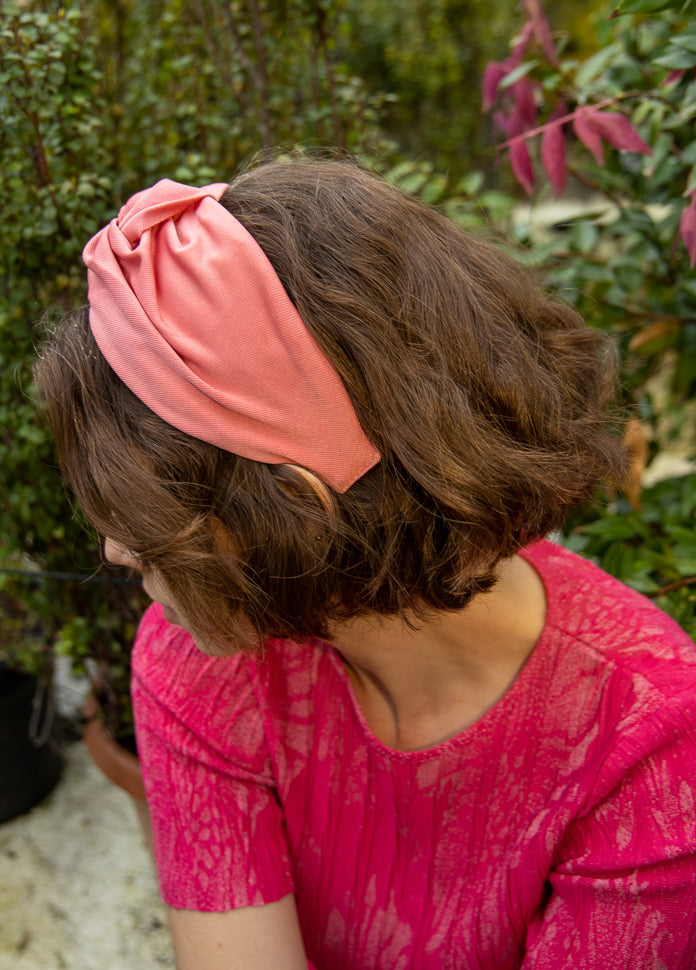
522, 0, 558, 66
663, 69, 687, 87
511, 20, 534, 66
573, 108, 605, 166
510, 138, 535, 195
511, 76, 538, 129
587, 111, 652, 156
679, 193, 696, 269
482, 61, 509, 111
541, 103, 567, 197
493, 110, 513, 138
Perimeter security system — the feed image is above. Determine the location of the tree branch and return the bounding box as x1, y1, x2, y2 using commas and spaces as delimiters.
314, 1, 343, 148
647, 575, 696, 598
248, 0, 272, 153
10, 21, 65, 232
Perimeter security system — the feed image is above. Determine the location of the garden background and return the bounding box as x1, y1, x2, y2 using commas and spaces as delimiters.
1, 0, 695, 731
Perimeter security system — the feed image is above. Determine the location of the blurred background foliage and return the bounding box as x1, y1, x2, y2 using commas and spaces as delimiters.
482, 0, 696, 639
1, 0, 695, 737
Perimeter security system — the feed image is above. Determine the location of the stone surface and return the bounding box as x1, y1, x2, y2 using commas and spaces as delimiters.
0, 743, 174, 970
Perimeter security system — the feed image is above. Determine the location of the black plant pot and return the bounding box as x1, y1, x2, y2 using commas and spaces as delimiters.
0, 668, 63, 823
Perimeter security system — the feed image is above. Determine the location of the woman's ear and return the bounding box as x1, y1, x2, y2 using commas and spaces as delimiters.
276, 464, 334, 513
270, 463, 337, 544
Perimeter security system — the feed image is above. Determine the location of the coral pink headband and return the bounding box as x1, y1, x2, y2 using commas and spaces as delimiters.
82, 179, 380, 492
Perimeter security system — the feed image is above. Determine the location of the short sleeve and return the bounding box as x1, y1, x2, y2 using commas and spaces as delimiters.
131, 604, 295, 911
522, 691, 696, 969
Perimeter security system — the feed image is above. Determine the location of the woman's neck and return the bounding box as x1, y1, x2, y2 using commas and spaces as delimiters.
330, 554, 546, 751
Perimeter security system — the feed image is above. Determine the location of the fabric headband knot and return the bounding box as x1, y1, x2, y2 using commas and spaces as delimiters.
82, 178, 380, 492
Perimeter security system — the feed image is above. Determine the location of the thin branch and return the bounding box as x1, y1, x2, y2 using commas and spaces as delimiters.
496, 93, 638, 151
10, 21, 65, 232
13, 27, 53, 188
308, 20, 322, 139
248, 0, 272, 153
565, 163, 627, 211
224, 2, 260, 85
647, 575, 696, 598
190, 0, 237, 91
314, 1, 343, 148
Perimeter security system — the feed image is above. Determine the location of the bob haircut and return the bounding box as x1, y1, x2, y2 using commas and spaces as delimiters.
35, 157, 628, 653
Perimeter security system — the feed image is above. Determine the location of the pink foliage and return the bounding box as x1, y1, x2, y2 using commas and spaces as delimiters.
573, 108, 606, 166
489, 71, 540, 194
511, 76, 538, 128
680, 193, 696, 269
522, 0, 559, 66
541, 103, 568, 197
482, 3, 550, 117
510, 139, 535, 196
588, 111, 652, 156
573, 107, 651, 166
511, 20, 535, 65
482, 62, 510, 111
483, 3, 654, 198
494, 109, 535, 195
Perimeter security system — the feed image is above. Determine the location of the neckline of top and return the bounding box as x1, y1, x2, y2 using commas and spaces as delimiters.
324, 540, 558, 762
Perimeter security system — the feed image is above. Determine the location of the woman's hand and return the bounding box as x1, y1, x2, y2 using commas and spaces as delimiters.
167, 894, 309, 970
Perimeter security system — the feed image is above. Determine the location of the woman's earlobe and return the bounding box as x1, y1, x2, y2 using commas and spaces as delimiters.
273, 464, 335, 515
103, 537, 140, 570
269, 464, 336, 554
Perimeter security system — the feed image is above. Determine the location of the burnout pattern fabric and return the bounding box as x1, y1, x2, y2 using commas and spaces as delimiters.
132, 541, 696, 969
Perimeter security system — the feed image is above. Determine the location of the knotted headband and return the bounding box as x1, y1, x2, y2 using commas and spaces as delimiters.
82, 179, 380, 492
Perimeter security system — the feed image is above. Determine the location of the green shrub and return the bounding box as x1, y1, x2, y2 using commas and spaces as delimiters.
0, 0, 391, 737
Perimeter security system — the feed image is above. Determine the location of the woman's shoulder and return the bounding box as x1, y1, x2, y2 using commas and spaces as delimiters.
524, 538, 696, 704
512, 542, 696, 828
131, 604, 335, 756
133, 603, 330, 688
132, 603, 256, 693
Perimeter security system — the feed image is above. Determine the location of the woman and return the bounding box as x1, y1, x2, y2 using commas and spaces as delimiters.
36, 159, 696, 969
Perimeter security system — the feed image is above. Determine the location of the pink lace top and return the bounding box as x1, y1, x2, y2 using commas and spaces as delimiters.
132, 540, 696, 968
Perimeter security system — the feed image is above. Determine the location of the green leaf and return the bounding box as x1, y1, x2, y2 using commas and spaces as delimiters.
385, 161, 420, 182
498, 60, 540, 90
671, 102, 696, 126
576, 263, 615, 283
398, 172, 430, 196
601, 540, 636, 579
580, 516, 644, 540
670, 556, 696, 576
575, 45, 622, 87
568, 221, 599, 254
680, 279, 696, 300
479, 190, 515, 221
613, 261, 645, 292
632, 98, 666, 128
686, 163, 696, 195
654, 46, 696, 70
420, 175, 447, 204
625, 574, 661, 594
456, 171, 484, 196
613, 0, 687, 13
671, 27, 696, 54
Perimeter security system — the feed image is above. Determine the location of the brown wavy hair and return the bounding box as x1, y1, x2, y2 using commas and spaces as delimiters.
34, 157, 628, 652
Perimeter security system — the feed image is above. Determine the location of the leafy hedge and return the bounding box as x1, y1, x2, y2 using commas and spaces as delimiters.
563, 475, 696, 640
0, 0, 389, 735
